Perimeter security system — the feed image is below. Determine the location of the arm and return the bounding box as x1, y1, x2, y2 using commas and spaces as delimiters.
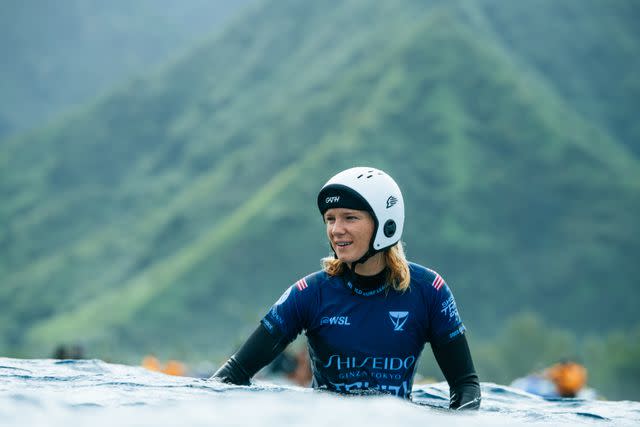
431, 334, 481, 410
211, 323, 286, 385
213, 276, 315, 385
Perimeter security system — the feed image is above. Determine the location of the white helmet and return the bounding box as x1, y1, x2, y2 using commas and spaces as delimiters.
317, 166, 404, 254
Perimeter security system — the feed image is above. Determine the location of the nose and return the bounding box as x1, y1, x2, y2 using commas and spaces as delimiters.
330, 218, 346, 236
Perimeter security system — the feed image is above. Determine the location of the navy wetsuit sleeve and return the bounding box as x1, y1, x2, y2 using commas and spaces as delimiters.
211, 276, 315, 386
431, 334, 481, 410
211, 323, 286, 385
425, 274, 466, 345
261, 277, 313, 346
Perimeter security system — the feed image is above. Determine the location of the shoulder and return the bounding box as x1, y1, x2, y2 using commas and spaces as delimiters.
289, 270, 336, 296
295, 270, 332, 288
408, 262, 445, 290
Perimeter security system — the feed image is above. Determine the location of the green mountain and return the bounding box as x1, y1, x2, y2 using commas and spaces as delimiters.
0, 0, 252, 138
470, 0, 640, 157
1, 0, 639, 379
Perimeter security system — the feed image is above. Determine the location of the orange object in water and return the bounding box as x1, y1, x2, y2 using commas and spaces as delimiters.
163, 360, 186, 376
142, 356, 187, 376
142, 356, 162, 372
546, 361, 587, 397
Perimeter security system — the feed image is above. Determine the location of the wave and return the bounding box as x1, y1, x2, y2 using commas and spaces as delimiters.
0, 358, 638, 426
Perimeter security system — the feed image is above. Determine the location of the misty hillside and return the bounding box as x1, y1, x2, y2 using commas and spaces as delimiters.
474, 0, 640, 157
1, 0, 638, 374
0, 0, 252, 138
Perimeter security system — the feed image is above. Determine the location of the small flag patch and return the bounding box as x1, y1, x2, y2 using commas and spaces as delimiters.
432, 274, 444, 291
296, 278, 308, 291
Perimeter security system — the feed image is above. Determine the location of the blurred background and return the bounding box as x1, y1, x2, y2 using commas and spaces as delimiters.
1, 0, 638, 400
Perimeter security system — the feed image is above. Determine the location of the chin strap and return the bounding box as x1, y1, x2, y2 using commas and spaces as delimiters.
331, 237, 378, 274
348, 247, 377, 272
349, 239, 399, 274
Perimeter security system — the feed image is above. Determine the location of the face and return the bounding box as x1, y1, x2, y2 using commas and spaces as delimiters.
324, 208, 375, 264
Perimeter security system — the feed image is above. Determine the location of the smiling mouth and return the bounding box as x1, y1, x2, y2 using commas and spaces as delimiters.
335, 242, 352, 247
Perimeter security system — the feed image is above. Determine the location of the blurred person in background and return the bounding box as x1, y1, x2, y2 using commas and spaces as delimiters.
267, 348, 312, 387
52, 343, 85, 360
511, 360, 594, 399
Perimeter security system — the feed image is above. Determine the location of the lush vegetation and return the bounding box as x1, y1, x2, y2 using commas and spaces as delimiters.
1, 0, 638, 399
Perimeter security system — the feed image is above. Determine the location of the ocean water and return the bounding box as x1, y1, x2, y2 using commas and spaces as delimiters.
1, 358, 638, 426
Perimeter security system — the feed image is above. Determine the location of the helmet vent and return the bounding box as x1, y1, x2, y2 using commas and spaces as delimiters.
366, 174, 373, 178
383, 220, 396, 237
357, 174, 363, 179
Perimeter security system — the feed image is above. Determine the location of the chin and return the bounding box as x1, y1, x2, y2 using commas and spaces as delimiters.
336, 253, 360, 264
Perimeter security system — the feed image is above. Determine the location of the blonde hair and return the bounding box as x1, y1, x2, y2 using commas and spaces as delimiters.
321, 242, 411, 292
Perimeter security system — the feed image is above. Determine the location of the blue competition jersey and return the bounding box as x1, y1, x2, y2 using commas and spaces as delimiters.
261, 262, 466, 398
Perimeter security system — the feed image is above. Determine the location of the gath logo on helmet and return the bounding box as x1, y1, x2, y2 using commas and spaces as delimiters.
325, 196, 341, 204
317, 167, 405, 253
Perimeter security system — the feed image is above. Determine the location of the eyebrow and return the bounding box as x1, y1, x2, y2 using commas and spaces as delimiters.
325, 210, 361, 218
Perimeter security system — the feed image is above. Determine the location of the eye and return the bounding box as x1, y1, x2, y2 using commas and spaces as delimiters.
324, 215, 335, 223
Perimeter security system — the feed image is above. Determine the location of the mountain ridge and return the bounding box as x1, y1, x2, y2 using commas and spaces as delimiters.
1, 0, 638, 362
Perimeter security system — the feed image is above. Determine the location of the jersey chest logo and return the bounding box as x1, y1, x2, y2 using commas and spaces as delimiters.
321, 316, 351, 326
388, 311, 409, 331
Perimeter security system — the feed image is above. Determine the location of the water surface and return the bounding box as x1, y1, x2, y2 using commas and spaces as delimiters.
1, 358, 638, 426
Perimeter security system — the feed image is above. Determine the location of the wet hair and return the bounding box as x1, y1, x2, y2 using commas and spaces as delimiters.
321, 242, 411, 292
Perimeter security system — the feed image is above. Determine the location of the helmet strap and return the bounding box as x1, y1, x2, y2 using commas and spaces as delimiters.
347, 240, 379, 274
348, 214, 380, 272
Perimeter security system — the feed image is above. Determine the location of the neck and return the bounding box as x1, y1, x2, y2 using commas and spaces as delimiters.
350, 252, 386, 276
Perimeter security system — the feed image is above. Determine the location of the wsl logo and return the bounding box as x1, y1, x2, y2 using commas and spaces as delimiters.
321, 316, 351, 326
386, 195, 398, 209
388, 311, 409, 331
